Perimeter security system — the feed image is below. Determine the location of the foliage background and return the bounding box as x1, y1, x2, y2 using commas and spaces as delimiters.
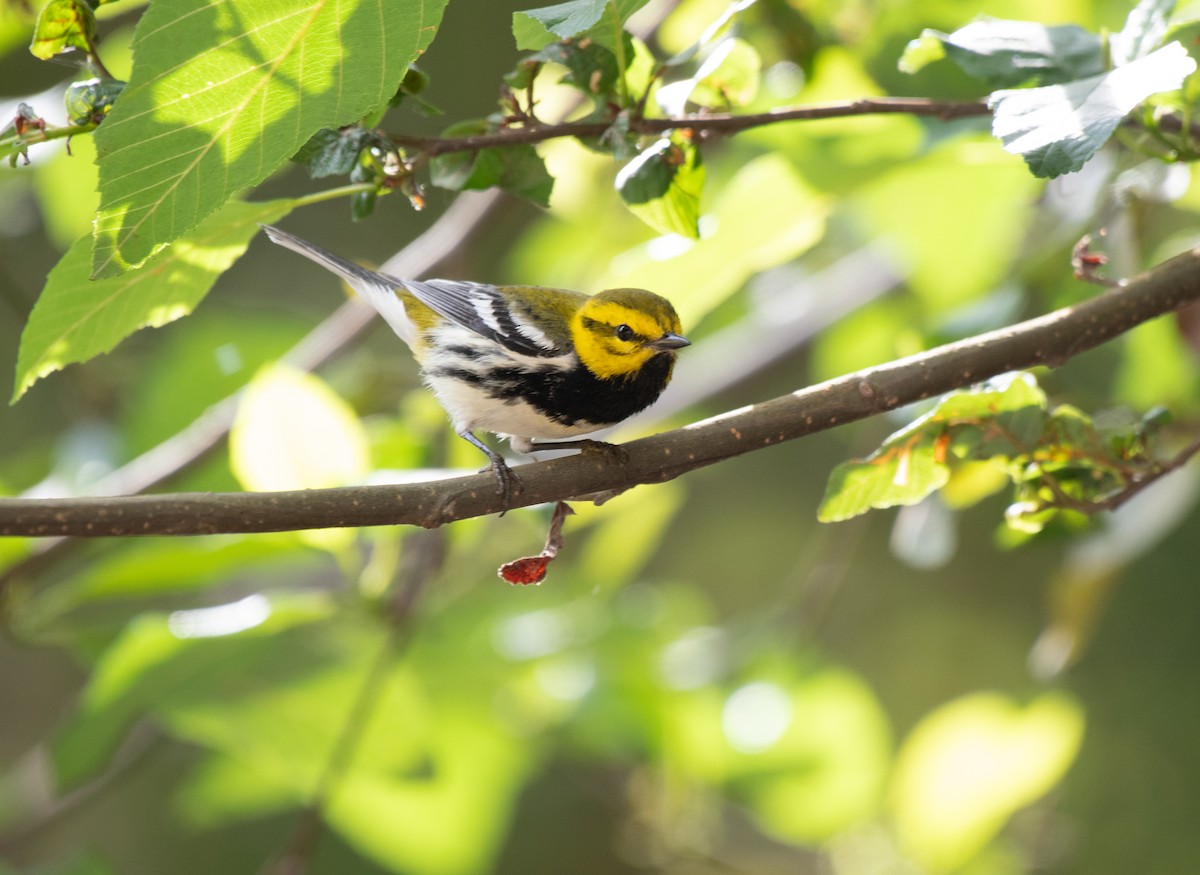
2, 0, 1200, 873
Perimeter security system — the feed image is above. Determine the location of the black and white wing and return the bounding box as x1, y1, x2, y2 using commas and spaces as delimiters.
401, 278, 571, 359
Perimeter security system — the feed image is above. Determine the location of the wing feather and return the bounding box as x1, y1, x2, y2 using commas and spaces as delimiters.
402, 279, 570, 358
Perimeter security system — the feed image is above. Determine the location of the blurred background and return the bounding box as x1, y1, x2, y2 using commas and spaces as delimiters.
3, 0, 1200, 873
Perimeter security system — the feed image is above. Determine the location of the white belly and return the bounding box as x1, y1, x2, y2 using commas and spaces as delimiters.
427, 372, 602, 442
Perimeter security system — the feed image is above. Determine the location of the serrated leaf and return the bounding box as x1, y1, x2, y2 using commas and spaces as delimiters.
818, 443, 950, 523
915, 19, 1102, 87
12, 199, 294, 402
819, 374, 1047, 523
29, 0, 96, 60
1112, 0, 1175, 66
230, 364, 369, 493
90, 0, 449, 278
989, 42, 1197, 177
293, 127, 381, 179
531, 38, 622, 96
512, 0, 648, 51
429, 123, 553, 207
513, 0, 608, 49
436, 146, 553, 207
616, 136, 704, 237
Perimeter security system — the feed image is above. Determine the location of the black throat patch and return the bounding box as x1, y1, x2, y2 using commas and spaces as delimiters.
482, 354, 676, 428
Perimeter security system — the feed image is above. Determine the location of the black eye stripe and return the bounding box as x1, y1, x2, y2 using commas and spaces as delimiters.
582, 317, 645, 343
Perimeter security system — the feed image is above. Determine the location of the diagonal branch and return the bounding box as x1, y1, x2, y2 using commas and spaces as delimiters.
4, 247, 1200, 539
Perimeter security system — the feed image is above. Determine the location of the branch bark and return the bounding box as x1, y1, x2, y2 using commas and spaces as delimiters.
4, 247, 1200, 539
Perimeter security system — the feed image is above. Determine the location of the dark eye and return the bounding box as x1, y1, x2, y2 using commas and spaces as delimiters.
615, 324, 635, 342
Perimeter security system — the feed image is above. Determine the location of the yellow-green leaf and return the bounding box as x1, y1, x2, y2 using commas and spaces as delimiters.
230, 364, 369, 493
12, 198, 294, 402
891, 692, 1085, 872
91, 0, 449, 277
29, 0, 96, 60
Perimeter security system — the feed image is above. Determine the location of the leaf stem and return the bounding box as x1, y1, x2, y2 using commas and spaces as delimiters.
0, 121, 97, 163
288, 182, 378, 209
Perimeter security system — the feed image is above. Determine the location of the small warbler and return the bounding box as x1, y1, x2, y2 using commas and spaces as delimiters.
260, 225, 690, 500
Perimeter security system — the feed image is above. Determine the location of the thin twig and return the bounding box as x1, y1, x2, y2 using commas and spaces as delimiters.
388, 97, 992, 157
1046, 432, 1200, 515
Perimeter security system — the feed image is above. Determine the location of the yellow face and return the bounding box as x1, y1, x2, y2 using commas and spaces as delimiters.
571, 288, 687, 379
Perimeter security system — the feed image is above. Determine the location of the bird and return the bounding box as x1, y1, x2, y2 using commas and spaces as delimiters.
259, 224, 690, 504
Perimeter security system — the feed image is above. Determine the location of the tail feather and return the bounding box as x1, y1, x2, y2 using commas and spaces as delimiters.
259, 224, 418, 347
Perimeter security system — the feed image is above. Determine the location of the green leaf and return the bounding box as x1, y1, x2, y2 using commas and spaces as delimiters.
818, 374, 1047, 522
293, 128, 376, 179
910, 19, 1102, 88
600, 153, 826, 327
891, 692, 1084, 872
63, 76, 125, 125
230, 364, 370, 493
29, 0, 96, 60
1112, 0, 1175, 66
989, 42, 1197, 177
530, 37, 623, 97
53, 594, 332, 788
818, 443, 950, 523
90, 0, 449, 278
897, 33, 946, 75
688, 37, 760, 107
616, 135, 704, 238
512, 0, 647, 51
12, 198, 294, 402
658, 37, 761, 114
429, 123, 554, 207
513, 0, 609, 50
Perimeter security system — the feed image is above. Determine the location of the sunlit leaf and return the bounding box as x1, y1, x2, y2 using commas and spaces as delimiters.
90, 0, 449, 277
601, 153, 826, 325
819, 374, 1047, 522
13, 198, 294, 402
230, 364, 369, 493
819, 443, 950, 523
989, 42, 1196, 177
726, 670, 892, 843
512, 0, 649, 51
513, 0, 610, 49
29, 0, 96, 60
616, 135, 704, 238
891, 692, 1085, 872
686, 37, 761, 108
1111, 0, 1175, 66
327, 713, 533, 875
53, 594, 332, 788
904, 19, 1102, 87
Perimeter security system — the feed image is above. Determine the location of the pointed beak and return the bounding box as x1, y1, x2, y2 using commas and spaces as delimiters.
646, 332, 691, 352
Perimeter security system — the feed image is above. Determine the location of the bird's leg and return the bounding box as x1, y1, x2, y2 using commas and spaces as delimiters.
524, 438, 630, 464
459, 430, 523, 506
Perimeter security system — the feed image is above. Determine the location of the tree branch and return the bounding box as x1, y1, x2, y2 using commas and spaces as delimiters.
4, 247, 1200, 539
388, 97, 992, 156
